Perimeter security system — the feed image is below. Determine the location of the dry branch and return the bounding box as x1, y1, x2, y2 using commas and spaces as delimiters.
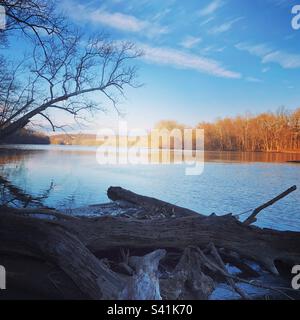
243, 185, 297, 226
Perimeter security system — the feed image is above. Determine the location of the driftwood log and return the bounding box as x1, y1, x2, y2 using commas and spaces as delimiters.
0, 186, 299, 300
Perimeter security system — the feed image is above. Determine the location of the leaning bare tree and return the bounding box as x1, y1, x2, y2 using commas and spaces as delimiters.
0, 1, 141, 140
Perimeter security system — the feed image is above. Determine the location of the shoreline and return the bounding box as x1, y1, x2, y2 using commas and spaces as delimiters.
1, 186, 299, 300
1, 142, 300, 154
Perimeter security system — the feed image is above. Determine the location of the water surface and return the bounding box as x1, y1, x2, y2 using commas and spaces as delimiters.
0, 144, 299, 231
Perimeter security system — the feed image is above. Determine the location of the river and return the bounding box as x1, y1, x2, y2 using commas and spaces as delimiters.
0, 144, 299, 231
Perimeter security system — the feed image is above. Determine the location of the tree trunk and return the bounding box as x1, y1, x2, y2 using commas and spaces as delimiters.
0, 211, 124, 299
107, 186, 201, 218
1, 186, 300, 299
59, 213, 300, 275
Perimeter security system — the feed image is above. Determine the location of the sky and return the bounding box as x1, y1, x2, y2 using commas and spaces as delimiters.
26, 0, 300, 130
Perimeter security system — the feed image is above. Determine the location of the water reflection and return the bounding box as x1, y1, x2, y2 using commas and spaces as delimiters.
1, 144, 300, 163
0, 145, 299, 231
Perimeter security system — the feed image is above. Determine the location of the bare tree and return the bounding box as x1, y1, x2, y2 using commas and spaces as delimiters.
0, 35, 141, 139
0, 1, 142, 140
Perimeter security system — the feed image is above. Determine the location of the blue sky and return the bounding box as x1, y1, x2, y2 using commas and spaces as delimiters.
44, 1, 300, 129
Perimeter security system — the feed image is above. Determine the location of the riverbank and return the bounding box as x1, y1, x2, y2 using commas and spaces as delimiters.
1, 186, 300, 300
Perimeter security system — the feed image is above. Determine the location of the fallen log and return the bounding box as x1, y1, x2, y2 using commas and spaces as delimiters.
63, 214, 300, 275
107, 186, 202, 218
1, 186, 300, 300
4, 195, 300, 276
0, 211, 124, 299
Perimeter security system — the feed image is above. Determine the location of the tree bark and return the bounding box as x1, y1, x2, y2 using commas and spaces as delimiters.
59, 213, 300, 275
1, 186, 300, 299
0, 211, 124, 299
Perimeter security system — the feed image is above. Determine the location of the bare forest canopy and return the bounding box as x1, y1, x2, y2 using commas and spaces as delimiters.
197, 108, 300, 152
46, 108, 300, 153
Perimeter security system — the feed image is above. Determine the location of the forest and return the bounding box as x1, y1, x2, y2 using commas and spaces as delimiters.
46, 108, 300, 153
156, 108, 300, 152
197, 108, 300, 152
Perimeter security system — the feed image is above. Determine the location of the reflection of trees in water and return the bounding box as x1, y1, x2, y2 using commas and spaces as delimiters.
0, 148, 53, 208
59, 183, 82, 213
1, 146, 299, 209
0, 175, 54, 208
204, 151, 300, 163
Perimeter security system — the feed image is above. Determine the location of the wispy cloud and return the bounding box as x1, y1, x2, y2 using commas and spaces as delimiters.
89, 10, 147, 32
267, 0, 290, 8
235, 43, 272, 56
262, 51, 300, 69
209, 17, 243, 34
246, 77, 262, 83
236, 42, 300, 69
262, 67, 270, 73
199, 17, 215, 26
61, 0, 168, 36
201, 45, 226, 55
140, 44, 241, 79
180, 36, 202, 49
199, 0, 225, 16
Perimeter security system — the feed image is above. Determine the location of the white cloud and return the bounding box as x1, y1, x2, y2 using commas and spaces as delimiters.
262, 51, 300, 69
201, 46, 225, 55
236, 42, 300, 69
89, 10, 146, 32
140, 44, 241, 79
180, 36, 202, 49
235, 43, 272, 56
61, 1, 168, 36
199, 0, 224, 16
209, 17, 243, 34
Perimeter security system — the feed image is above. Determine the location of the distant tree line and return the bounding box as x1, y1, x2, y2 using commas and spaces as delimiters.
156, 108, 300, 152
14, 108, 299, 152
50, 134, 97, 146
1, 128, 49, 145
